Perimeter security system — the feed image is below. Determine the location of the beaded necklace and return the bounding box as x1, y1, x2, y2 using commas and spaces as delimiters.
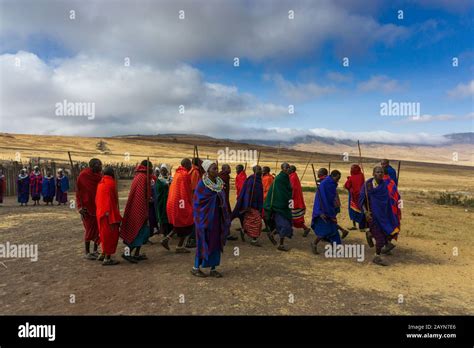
202, 174, 224, 192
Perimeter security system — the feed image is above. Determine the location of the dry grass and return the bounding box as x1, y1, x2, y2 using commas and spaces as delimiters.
0, 133, 473, 315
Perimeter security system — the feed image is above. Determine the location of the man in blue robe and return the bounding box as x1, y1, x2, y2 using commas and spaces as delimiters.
310, 170, 342, 254
359, 166, 401, 266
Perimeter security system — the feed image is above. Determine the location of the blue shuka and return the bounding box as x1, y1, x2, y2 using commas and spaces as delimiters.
42, 176, 56, 202
359, 178, 400, 237
311, 176, 341, 244
231, 174, 263, 220
193, 179, 230, 268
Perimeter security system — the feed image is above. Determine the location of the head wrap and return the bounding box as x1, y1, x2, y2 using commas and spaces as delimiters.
201, 160, 214, 173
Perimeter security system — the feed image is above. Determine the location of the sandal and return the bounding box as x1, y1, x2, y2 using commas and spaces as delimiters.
102, 259, 120, 266
210, 270, 223, 278
339, 228, 349, 239
161, 238, 170, 251
277, 245, 290, 252
97, 253, 105, 261
372, 255, 388, 266
84, 253, 97, 260
121, 253, 138, 263
311, 240, 319, 255
191, 268, 208, 277
250, 239, 262, 247
176, 247, 191, 254
381, 242, 396, 254
133, 254, 148, 261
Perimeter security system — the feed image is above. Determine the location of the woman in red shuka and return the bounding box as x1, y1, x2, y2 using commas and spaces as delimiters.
95, 167, 122, 266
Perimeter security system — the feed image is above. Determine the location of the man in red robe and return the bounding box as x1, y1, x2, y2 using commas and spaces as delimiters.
162, 158, 194, 253
77, 158, 103, 260
289, 165, 311, 236
120, 160, 153, 263
344, 164, 366, 230
189, 157, 202, 192
235, 164, 247, 198
95, 167, 122, 265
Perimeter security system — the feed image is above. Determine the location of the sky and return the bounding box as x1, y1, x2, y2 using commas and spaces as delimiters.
0, 0, 473, 145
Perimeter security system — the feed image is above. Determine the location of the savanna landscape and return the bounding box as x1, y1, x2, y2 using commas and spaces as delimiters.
0, 133, 473, 315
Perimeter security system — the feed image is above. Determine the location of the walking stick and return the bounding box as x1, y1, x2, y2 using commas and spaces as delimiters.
357, 140, 371, 215
300, 153, 313, 182
397, 160, 401, 185
328, 161, 331, 174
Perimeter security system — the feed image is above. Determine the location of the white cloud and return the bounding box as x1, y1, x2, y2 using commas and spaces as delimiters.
0, 0, 409, 65
265, 73, 336, 102
405, 114, 457, 123
447, 80, 474, 99
326, 71, 353, 83
357, 75, 402, 93
0, 51, 288, 136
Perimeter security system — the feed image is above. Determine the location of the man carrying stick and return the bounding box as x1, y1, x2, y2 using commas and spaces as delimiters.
77, 158, 103, 260
359, 166, 401, 266
310, 168, 343, 254
263, 162, 293, 251
232, 164, 264, 246
119, 159, 153, 263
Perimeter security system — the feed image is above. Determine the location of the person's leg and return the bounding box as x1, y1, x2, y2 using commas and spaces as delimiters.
85, 241, 90, 254
371, 224, 388, 266
191, 255, 207, 277
176, 236, 190, 253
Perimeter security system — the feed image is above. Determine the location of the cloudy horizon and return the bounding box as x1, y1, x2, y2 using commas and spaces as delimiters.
0, 0, 473, 145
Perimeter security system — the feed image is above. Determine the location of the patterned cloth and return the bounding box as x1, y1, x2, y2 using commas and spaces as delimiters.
289, 172, 306, 228
243, 208, 263, 238
193, 179, 230, 263
218, 170, 231, 213
119, 165, 150, 245
30, 172, 43, 200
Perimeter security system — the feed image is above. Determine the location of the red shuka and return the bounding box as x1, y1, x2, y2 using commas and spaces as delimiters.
167, 166, 193, 227
262, 173, 274, 201
119, 165, 149, 244
95, 175, 122, 254
235, 170, 247, 198
289, 172, 306, 210
189, 165, 202, 191
76, 167, 103, 215
344, 165, 365, 212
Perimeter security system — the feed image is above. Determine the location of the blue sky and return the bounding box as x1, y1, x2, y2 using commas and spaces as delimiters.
0, 0, 473, 143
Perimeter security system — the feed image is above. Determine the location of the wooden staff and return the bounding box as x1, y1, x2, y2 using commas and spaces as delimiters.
357, 140, 370, 214
274, 143, 281, 174
328, 161, 331, 174
244, 162, 247, 172
115, 168, 120, 211
397, 160, 401, 184
300, 153, 313, 182
67, 151, 75, 183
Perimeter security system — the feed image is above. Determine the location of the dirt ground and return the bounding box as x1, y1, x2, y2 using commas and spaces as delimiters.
1, 176, 473, 315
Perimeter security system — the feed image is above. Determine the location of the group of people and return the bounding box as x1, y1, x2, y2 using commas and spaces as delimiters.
14, 166, 69, 206
75, 155, 402, 273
